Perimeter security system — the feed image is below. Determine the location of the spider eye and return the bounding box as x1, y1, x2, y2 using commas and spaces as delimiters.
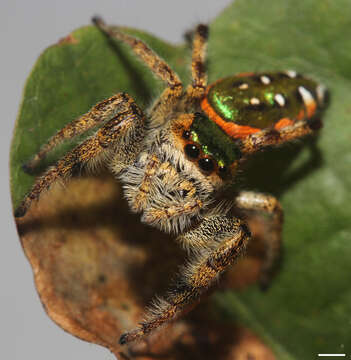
182, 130, 191, 139
198, 157, 215, 173
185, 144, 200, 159
218, 165, 227, 174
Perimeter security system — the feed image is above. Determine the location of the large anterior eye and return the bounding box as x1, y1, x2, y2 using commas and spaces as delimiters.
198, 157, 215, 173
184, 144, 200, 159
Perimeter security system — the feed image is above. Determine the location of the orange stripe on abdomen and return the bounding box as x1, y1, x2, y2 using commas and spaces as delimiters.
201, 97, 299, 138
201, 97, 260, 139
274, 118, 294, 130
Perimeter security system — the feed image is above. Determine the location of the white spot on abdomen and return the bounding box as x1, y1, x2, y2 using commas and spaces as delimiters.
298, 86, 314, 106
250, 97, 260, 105
316, 84, 327, 106
274, 93, 286, 107
239, 83, 249, 90
285, 70, 297, 78
260, 75, 271, 85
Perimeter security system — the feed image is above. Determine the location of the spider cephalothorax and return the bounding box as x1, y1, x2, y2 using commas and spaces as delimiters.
15, 18, 328, 345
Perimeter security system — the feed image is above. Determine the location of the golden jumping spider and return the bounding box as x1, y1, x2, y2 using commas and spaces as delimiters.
15, 17, 328, 345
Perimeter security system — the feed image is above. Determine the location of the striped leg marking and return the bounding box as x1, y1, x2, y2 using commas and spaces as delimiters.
93, 17, 183, 126
24, 93, 141, 171
186, 24, 209, 101
15, 102, 145, 218
119, 216, 250, 344
240, 119, 322, 155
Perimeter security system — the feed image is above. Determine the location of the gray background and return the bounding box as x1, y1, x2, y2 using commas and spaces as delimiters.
0, 1, 233, 359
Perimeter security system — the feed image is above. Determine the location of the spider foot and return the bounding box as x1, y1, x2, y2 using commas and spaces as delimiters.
14, 196, 32, 218
22, 152, 44, 174
22, 161, 36, 175
14, 203, 27, 218
119, 326, 145, 345
91, 15, 104, 27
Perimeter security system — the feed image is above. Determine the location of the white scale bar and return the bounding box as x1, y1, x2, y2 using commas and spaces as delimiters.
318, 355, 346, 357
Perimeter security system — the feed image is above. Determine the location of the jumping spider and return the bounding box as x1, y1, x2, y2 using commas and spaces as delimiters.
15, 17, 328, 345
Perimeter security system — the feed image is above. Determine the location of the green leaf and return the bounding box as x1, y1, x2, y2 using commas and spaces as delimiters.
210, 1, 351, 359
10, 0, 351, 358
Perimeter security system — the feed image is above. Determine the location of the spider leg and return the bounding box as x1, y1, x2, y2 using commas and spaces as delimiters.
240, 118, 322, 155
15, 98, 146, 218
93, 17, 183, 125
234, 191, 283, 289
127, 154, 162, 214
93, 16, 181, 89
186, 24, 209, 101
119, 215, 250, 345
24, 93, 141, 171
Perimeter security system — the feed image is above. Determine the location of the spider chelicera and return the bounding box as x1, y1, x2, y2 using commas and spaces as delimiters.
15, 17, 328, 345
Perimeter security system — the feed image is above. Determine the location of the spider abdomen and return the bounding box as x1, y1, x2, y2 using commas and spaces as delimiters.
201, 71, 328, 139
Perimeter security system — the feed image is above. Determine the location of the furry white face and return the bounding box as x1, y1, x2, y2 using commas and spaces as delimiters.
120, 124, 217, 234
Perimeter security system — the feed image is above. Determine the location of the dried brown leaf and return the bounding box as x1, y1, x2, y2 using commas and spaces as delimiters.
16, 173, 273, 359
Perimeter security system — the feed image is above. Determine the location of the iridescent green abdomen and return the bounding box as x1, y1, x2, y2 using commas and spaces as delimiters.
184, 71, 327, 177
201, 71, 327, 139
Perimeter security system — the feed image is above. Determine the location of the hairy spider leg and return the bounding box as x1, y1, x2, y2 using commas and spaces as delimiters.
129, 154, 162, 213
186, 24, 209, 101
234, 191, 283, 289
93, 17, 183, 125
119, 215, 251, 344
93, 17, 181, 89
239, 118, 322, 155
24, 93, 141, 171
15, 95, 146, 217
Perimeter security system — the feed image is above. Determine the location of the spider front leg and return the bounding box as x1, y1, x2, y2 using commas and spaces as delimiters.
186, 23, 209, 101
24, 93, 140, 172
93, 17, 183, 126
240, 117, 322, 155
119, 215, 251, 345
15, 94, 146, 217
234, 191, 283, 289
